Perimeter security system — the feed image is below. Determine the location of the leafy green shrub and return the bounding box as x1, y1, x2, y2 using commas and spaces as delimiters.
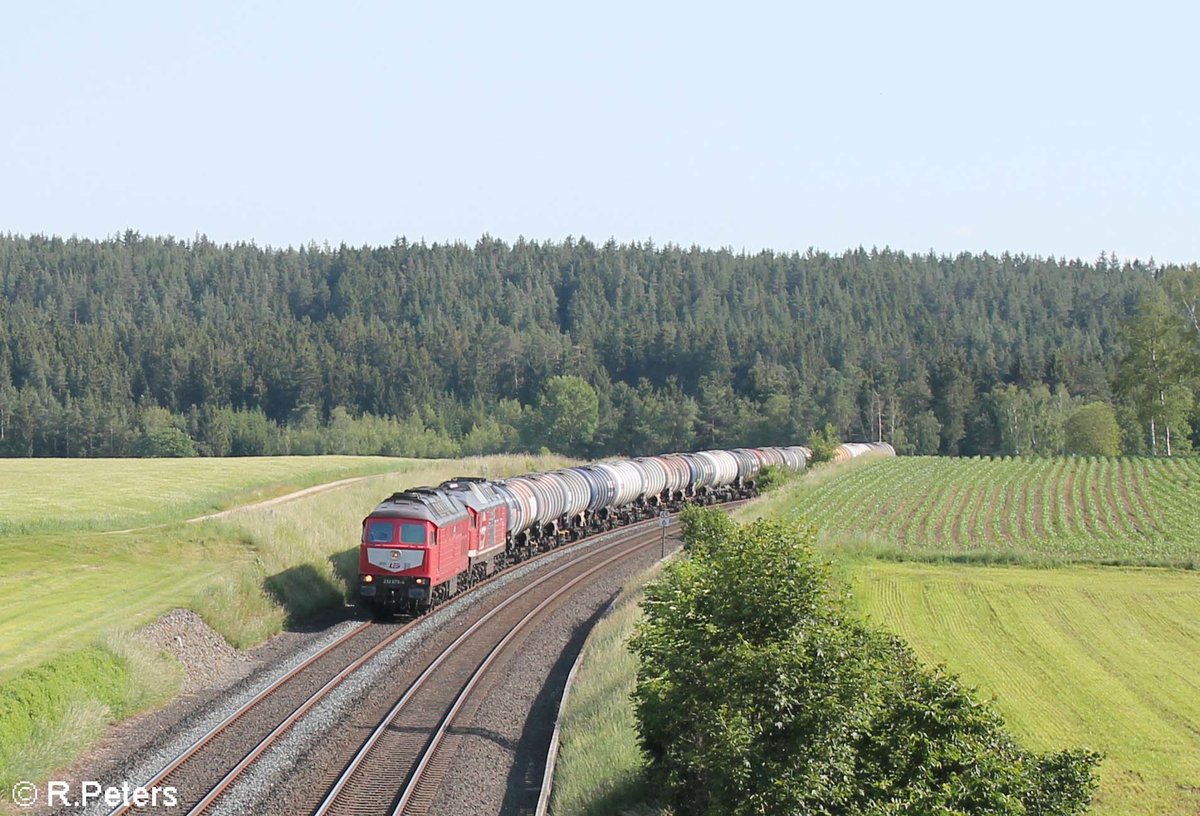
1065, 403, 1122, 456
806, 422, 840, 464
753, 463, 793, 493
631, 507, 1101, 816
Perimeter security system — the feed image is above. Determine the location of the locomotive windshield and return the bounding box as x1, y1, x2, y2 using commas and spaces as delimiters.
399, 522, 427, 544
366, 521, 393, 543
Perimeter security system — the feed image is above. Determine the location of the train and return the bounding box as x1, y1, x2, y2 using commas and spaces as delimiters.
358, 442, 895, 616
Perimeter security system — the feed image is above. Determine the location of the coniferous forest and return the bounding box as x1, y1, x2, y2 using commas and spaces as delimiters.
1, 232, 1197, 459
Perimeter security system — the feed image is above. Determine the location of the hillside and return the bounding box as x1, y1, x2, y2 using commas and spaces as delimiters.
0, 234, 1157, 458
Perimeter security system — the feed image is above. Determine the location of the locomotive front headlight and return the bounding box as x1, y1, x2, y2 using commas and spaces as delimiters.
363, 575, 374, 583
415, 577, 428, 585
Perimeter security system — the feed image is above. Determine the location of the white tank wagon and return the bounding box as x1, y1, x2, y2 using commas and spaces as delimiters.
867, 442, 897, 457
657, 453, 695, 501
631, 457, 669, 508
832, 442, 873, 463
679, 452, 716, 492
569, 466, 617, 515
494, 479, 538, 544
690, 450, 740, 503
729, 449, 763, 483
594, 460, 646, 520
831, 441, 897, 463
547, 468, 593, 530
780, 446, 808, 471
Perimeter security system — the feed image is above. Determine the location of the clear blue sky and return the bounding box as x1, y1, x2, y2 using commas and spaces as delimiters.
2, 1, 1196, 261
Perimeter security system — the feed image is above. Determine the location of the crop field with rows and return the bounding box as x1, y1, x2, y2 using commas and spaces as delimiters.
766, 455, 1200, 562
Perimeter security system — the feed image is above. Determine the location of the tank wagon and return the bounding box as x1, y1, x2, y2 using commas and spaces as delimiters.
358, 441, 886, 616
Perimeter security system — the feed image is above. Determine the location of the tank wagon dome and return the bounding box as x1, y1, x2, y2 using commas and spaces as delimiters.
369, 487, 467, 525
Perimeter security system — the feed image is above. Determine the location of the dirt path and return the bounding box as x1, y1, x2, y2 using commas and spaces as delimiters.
184, 475, 377, 523
102, 475, 379, 535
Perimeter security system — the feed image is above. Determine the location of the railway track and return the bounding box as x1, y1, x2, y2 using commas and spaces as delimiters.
309, 525, 665, 816
101, 512, 677, 816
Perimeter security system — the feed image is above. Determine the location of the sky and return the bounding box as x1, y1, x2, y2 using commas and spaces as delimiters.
1, 0, 1196, 262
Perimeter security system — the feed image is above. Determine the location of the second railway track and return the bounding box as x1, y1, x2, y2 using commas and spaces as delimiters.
310, 524, 667, 816
99, 512, 682, 816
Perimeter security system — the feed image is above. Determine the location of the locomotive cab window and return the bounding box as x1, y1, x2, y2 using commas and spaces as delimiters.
366, 521, 393, 543
399, 522, 427, 545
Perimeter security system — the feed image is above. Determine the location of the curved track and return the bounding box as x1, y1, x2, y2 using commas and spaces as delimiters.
310, 526, 663, 816
103, 510, 681, 816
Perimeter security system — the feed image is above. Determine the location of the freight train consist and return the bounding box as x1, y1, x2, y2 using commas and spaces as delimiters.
358, 442, 895, 615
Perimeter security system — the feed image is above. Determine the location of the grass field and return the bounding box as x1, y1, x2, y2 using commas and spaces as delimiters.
0, 453, 568, 680
0, 453, 569, 800
550, 455, 1200, 816
850, 561, 1200, 816
749, 455, 1200, 563
550, 564, 664, 816
0, 455, 416, 535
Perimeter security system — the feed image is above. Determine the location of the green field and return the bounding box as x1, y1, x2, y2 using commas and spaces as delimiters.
0, 455, 417, 535
751, 455, 1200, 563
851, 561, 1200, 816
0, 454, 568, 680
551, 456, 1200, 816
0, 453, 569, 798
751, 455, 1200, 815
550, 565, 663, 816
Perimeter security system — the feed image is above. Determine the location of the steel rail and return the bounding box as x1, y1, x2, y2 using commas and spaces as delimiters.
390, 532, 662, 815
312, 526, 663, 816
170, 517, 662, 815
106, 620, 375, 816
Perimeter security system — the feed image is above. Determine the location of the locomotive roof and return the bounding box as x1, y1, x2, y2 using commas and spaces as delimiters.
438, 476, 508, 513
369, 487, 466, 525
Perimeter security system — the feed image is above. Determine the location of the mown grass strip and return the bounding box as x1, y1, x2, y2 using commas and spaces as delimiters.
550, 564, 666, 816
0, 454, 572, 805
850, 560, 1200, 816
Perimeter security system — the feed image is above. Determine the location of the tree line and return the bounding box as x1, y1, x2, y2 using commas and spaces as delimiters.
0, 232, 1195, 458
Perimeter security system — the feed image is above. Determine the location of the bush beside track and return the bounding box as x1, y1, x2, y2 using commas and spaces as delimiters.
555, 455, 1200, 816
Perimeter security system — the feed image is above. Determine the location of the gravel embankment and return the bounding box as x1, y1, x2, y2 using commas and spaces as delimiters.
46, 611, 363, 816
